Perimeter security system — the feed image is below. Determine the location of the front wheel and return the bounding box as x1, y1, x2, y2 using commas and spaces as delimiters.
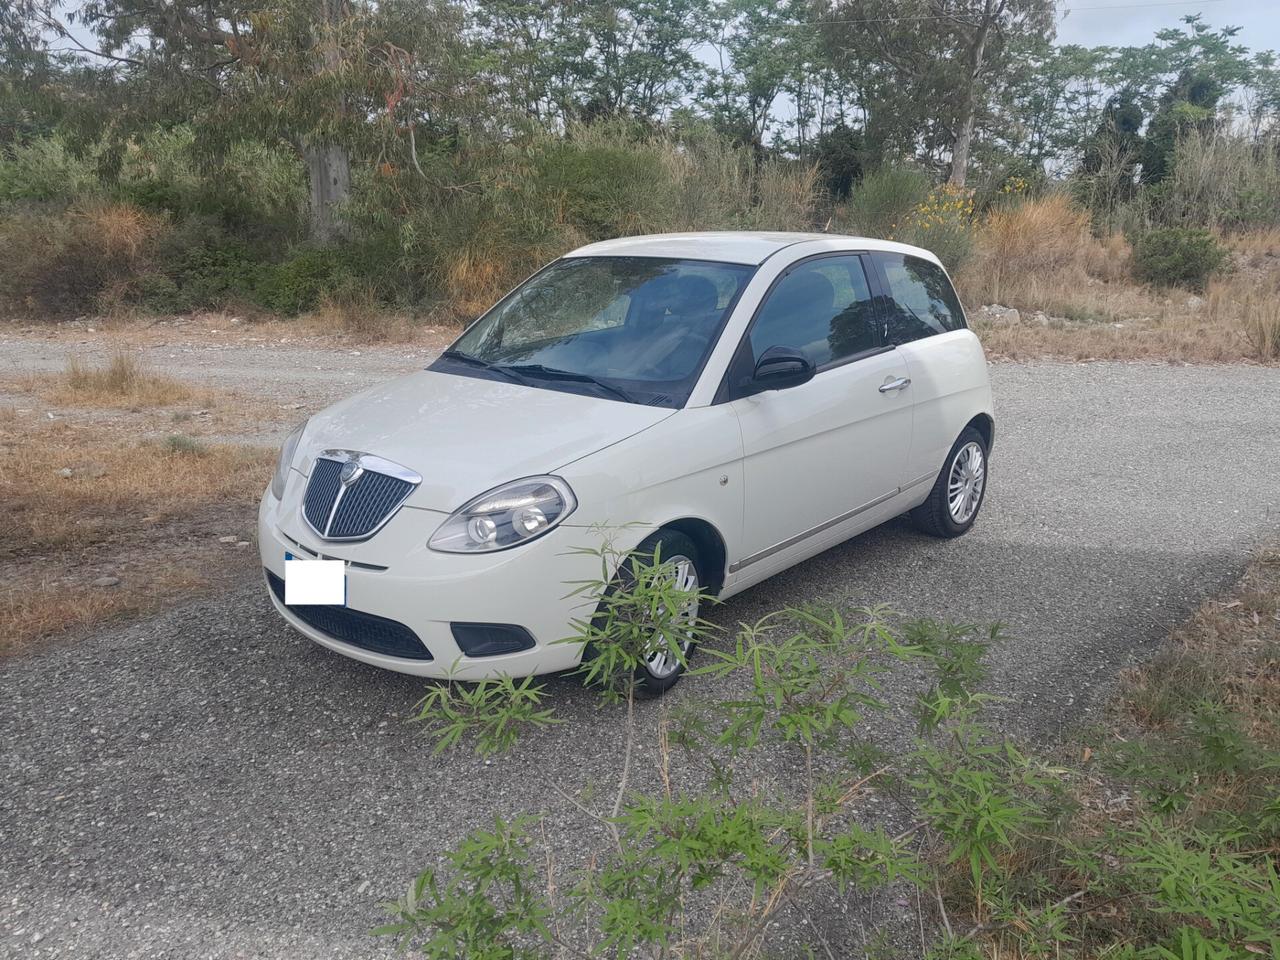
592, 528, 703, 698
912, 427, 989, 538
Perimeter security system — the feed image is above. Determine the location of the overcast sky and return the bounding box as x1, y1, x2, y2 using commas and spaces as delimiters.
1053, 0, 1279, 53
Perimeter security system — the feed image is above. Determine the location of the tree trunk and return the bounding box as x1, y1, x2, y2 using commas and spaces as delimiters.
305, 0, 350, 245
304, 143, 351, 245
949, 2, 997, 187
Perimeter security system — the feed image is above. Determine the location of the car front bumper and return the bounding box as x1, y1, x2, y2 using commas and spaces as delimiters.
257, 476, 609, 680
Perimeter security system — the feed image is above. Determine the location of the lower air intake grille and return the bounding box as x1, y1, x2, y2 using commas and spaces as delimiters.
266, 570, 432, 661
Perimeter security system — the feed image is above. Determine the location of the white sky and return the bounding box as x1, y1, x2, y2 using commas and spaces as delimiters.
1053, 0, 1279, 52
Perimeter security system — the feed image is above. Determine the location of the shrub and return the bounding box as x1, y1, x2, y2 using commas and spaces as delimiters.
0, 137, 100, 203
0, 200, 168, 316
836, 164, 933, 238
1131, 227, 1229, 291
254, 249, 344, 315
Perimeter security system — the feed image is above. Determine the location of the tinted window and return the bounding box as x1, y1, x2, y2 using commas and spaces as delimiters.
749, 256, 879, 367
442, 257, 754, 407
876, 253, 966, 344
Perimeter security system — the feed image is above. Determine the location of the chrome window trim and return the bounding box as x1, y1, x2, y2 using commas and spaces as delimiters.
301, 450, 422, 543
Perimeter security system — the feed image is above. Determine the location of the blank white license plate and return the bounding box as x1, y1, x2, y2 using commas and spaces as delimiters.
284, 552, 346, 606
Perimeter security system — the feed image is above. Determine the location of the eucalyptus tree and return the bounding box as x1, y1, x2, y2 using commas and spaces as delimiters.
817, 0, 1054, 184
37, 0, 467, 243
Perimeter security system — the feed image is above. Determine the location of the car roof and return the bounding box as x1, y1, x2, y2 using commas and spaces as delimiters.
562, 231, 942, 267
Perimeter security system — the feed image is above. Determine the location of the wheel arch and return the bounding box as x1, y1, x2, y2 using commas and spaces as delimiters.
965, 412, 995, 453
658, 517, 728, 597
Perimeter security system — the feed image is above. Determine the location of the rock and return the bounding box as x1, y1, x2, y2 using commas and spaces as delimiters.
1028, 310, 1051, 327
1185, 295, 1205, 310
978, 304, 1020, 326
58, 467, 74, 479
235, 541, 251, 549
218, 535, 238, 544
68, 462, 107, 479
91, 576, 120, 588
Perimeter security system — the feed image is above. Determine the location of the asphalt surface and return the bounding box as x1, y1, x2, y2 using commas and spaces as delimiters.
4, 360, 1280, 958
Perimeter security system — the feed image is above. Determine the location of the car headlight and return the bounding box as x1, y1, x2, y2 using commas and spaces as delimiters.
429, 476, 576, 553
270, 421, 307, 500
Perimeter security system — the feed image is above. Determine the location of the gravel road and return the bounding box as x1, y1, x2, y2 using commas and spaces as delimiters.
3, 359, 1279, 958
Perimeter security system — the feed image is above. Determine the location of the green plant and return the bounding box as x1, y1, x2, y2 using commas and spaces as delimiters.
1130, 227, 1229, 291
838, 165, 934, 239
254, 248, 344, 315
387, 548, 1001, 957
412, 675, 561, 756
162, 433, 207, 456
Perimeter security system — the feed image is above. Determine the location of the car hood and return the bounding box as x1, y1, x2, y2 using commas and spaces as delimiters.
295, 369, 674, 511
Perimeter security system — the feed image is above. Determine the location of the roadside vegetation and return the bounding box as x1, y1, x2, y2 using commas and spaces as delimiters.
3, 4, 1280, 362
0, 354, 277, 654
384, 542, 1280, 959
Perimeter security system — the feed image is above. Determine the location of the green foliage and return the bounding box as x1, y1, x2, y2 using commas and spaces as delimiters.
392, 550, 999, 956
0, 135, 99, 202
838, 164, 933, 239
411, 676, 561, 756
1130, 227, 1229, 290
161, 433, 207, 456
253, 249, 345, 315
561, 534, 713, 699
378, 815, 552, 959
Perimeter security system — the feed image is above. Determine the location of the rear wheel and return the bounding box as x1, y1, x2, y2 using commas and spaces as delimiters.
912, 427, 989, 538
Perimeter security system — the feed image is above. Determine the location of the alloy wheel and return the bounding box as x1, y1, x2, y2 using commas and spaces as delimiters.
645, 554, 700, 678
947, 441, 986, 525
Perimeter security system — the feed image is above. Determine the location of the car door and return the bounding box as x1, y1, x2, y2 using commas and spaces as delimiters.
722, 252, 914, 571
869, 251, 986, 488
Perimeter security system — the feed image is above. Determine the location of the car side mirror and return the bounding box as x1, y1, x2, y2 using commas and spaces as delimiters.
751, 345, 815, 392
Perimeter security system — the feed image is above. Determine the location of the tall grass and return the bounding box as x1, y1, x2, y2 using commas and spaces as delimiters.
957, 193, 1130, 317
1155, 129, 1280, 232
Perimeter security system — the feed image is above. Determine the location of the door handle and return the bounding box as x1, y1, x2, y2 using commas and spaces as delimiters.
878, 376, 911, 393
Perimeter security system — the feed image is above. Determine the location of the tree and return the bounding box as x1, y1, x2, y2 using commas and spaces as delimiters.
816, 0, 1054, 184
36, 0, 466, 244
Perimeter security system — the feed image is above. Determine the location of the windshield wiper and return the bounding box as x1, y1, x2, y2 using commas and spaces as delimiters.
496, 364, 634, 403
439, 350, 531, 386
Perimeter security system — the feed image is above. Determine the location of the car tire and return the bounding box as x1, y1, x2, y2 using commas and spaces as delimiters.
593, 528, 703, 698
911, 426, 989, 538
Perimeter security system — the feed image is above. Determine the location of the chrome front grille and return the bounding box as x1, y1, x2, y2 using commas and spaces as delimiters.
301, 450, 421, 541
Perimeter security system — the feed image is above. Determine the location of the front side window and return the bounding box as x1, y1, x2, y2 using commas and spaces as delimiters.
438, 256, 754, 407
748, 255, 879, 368
875, 253, 966, 344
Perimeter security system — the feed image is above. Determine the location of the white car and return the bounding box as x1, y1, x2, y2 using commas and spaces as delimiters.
259, 232, 993, 693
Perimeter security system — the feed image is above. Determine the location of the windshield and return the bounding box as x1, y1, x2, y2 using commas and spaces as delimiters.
436, 256, 756, 407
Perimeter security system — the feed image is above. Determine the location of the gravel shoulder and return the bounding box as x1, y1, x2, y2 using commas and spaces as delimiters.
2, 356, 1279, 958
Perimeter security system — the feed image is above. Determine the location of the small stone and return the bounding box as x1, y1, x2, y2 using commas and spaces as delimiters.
91, 576, 120, 588
218, 535, 237, 544
58, 467, 74, 479
235, 541, 251, 549
1186, 294, 1205, 310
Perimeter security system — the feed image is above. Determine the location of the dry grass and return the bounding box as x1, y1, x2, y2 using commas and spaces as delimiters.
309, 287, 416, 343
1120, 546, 1280, 746
0, 414, 274, 655
962, 214, 1280, 364
40, 351, 199, 407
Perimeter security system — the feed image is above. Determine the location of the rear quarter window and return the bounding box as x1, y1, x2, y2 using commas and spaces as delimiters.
875, 253, 967, 343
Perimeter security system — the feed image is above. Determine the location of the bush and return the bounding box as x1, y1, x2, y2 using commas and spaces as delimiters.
0, 200, 169, 315
1131, 227, 1229, 290
254, 249, 344, 315
0, 137, 100, 203
836, 164, 933, 238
